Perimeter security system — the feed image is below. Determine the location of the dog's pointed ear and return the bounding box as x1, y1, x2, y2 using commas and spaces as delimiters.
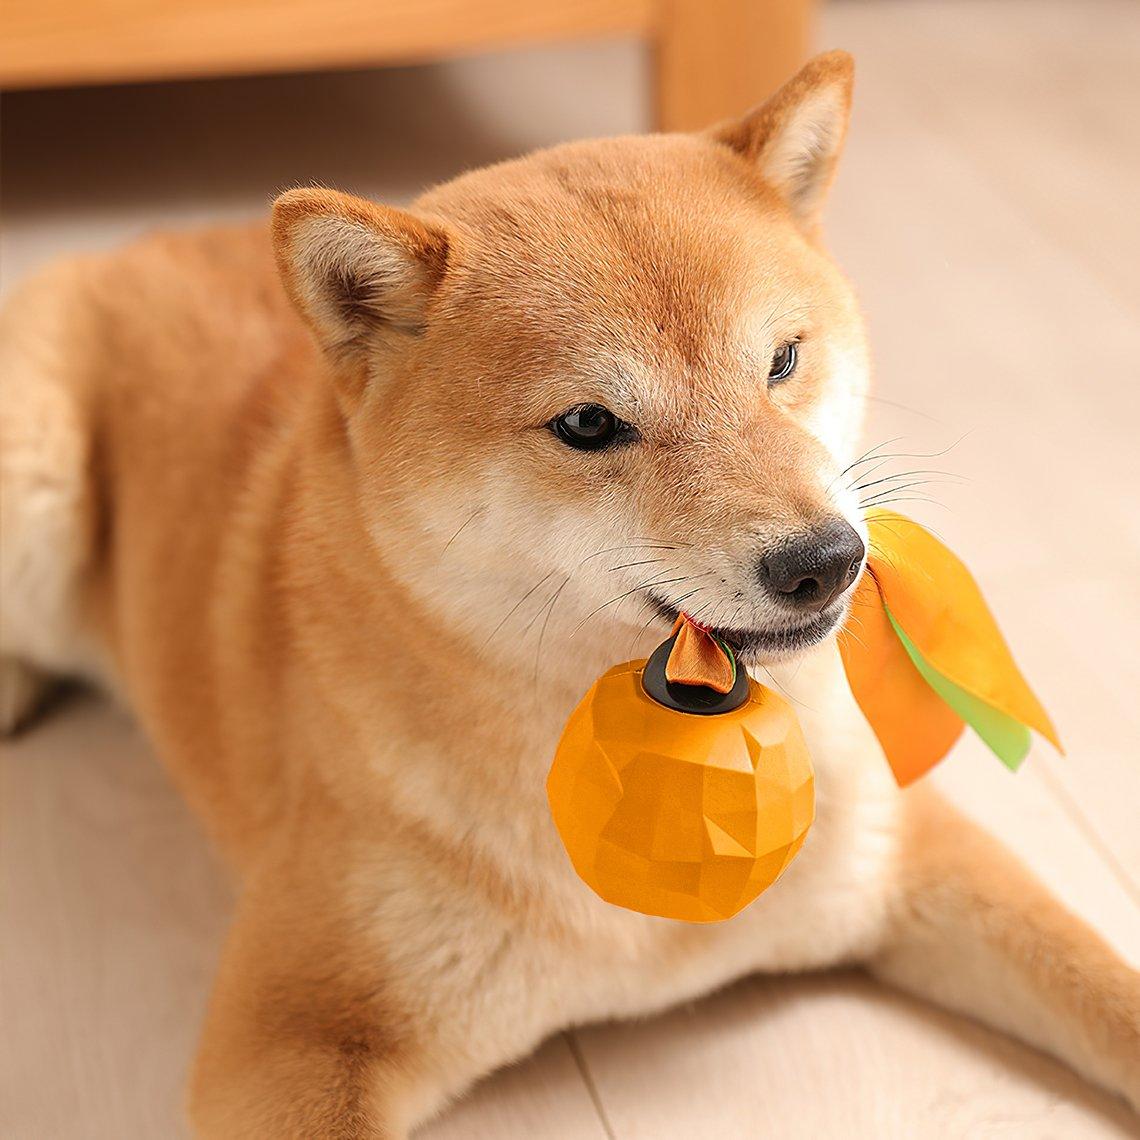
711, 51, 854, 229
271, 187, 450, 364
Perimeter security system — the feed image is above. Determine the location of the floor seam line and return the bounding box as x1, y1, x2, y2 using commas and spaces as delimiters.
1038, 760, 1140, 912
565, 1030, 619, 1140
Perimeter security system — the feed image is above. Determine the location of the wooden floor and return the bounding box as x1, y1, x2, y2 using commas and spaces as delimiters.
3, 1, 1139, 1135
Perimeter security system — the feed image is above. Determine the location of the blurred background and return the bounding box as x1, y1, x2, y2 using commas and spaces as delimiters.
2, 1, 1139, 1136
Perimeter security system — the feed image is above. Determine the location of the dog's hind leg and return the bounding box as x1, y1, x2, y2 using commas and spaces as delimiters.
867, 784, 1140, 1112
0, 262, 97, 733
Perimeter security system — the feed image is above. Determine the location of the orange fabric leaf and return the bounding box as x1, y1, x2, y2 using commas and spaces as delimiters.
864, 510, 1060, 751
666, 615, 735, 694
840, 508, 1060, 787
839, 571, 964, 785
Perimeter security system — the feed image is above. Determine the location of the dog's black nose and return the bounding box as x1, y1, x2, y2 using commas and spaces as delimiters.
758, 519, 865, 613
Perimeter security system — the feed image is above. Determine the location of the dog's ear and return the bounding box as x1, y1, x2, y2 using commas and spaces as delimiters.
271, 187, 450, 366
711, 50, 854, 229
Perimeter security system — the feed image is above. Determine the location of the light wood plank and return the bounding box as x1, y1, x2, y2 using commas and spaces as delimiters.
980, 570, 1140, 895
419, 1035, 610, 1140
0, 0, 655, 89
0, 696, 232, 1139
837, 0, 1140, 309
824, 93, 1140, 575
577, 969, 1140, 1138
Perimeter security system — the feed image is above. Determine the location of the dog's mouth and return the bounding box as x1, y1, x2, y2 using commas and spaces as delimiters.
644, 593, 847, 662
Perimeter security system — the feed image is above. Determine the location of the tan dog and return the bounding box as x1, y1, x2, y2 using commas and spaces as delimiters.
2, 52, 1137, 1137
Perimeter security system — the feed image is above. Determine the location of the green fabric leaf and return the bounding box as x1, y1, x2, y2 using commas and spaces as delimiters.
885, 605, 1030, 772
713, 636, 737, 688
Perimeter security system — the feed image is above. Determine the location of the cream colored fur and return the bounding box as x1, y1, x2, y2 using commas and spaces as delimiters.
1, 53, 1137, 1137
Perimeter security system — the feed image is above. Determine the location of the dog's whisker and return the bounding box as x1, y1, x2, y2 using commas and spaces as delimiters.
832, 437, 907, 486
531, 573, 574, 683
572, 568, 718, 641
860, 482, 948, 507
839, 614, 870, 653
849, 393, 946, 424
663, 584, 706, 614
480, 569, 560, 651
754, 663, 818, 714
627, 601, 668, 658
852, 469, 966, 492
863, 495, 950, 513
519, 571, 574, 641
481, 536, 688, 655
868, 514, 952, 546
607, 558, 668, 572
576, 542, 681, 567
760, 297, 841, 335
716, 600, 746, 635
680, 590, 720, 628
852, 469, 966, 494
685, 594, 720, 631
860, 478, 950, 506
852, 432, 973, 474
836, 432, 973, 495
842, 453, 912, 488
569, 570, 702, 639
437, 507, 483, 562
623, 536, 694, 548
701, 598, 727, 633
754, 286, 798, 337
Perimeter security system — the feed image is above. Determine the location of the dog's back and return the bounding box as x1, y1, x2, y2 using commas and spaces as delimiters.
0, 226, 314, 769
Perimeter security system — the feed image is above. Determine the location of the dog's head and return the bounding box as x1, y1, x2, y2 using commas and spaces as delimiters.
273, 52, 870, 671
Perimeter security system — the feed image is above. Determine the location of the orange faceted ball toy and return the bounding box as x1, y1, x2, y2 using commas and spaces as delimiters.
547, 622, 814, 923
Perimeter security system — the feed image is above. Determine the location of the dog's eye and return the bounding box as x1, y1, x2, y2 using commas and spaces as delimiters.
550, 404, 632, 452
768, 341, 798, 384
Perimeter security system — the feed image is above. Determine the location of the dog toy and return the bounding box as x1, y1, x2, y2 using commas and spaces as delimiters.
547, 510, 1059, 923
546, 618, 814, 923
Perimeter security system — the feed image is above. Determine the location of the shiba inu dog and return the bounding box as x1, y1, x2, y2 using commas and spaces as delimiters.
2, 51, 1137, 1137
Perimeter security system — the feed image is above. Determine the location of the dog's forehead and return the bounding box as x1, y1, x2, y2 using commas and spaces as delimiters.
418, 136, 845, 436
428, 137, 820, 379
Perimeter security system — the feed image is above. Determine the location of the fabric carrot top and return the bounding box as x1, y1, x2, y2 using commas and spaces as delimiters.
840, 508, 1061, 785
665, 614, 737, 694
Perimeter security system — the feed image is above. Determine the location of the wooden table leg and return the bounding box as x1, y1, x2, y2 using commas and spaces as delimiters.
653, 0, 818, 132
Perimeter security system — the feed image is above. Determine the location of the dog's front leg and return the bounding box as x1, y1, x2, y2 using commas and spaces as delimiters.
187, 859, 456, 1140
867, 785, 1140, 1111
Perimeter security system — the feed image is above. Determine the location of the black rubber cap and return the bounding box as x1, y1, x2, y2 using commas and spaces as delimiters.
641, 632, 751, 716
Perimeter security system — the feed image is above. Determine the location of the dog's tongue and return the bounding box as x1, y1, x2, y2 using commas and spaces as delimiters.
665, 614, 736, 694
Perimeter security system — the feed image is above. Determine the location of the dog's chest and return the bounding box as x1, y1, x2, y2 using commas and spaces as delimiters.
374, 644, 901, 1042
541, 761, 900, 1026
524, 656, 902, 1026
